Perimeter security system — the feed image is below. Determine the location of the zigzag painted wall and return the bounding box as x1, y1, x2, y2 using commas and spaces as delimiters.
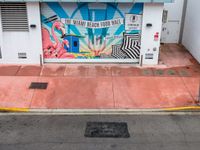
41, 2, 143, 59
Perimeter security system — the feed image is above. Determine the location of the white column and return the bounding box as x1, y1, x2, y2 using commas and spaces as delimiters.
140, 3, 164, 65
26, 2, 43, 64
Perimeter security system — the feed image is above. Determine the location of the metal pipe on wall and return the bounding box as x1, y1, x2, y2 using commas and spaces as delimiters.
179, 0, 188, 44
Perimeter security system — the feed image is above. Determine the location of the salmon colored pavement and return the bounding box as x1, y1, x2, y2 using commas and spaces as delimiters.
113, 77, 196, 108
0, 65, 20, 76
0, 44, 199, 109
0, 76, 38, 108
181, 77, 200, 101
0, 67, 199, 109
30, 77, 114, 109
41, 64, 66, 77
16, 65, 42, 76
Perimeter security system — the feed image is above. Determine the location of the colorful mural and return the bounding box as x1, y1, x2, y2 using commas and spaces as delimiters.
41, 2, 143, 59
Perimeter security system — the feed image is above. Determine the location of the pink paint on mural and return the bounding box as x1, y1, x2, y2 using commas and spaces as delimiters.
42, 21, 75, 59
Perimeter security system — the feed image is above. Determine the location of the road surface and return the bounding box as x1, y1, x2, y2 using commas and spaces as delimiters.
0, 114, 200, 150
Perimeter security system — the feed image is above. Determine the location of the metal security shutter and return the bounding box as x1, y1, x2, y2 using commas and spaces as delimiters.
0, 3, 29, 32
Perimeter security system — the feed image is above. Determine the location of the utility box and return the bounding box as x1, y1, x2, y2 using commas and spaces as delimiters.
64, 35, 80, 53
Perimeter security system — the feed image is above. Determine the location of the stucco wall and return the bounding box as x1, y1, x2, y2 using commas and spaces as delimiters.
182, 0, 200, 63
0, 6, 2, 59
0, 2, 43, 64
0, 2, 164, 65
161, 0, 184, 43
141, 3, 164, 65
164, 0, 183, 21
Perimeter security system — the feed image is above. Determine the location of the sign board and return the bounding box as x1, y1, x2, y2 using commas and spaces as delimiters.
61, 18, 124, 29
125, 14, 142, 31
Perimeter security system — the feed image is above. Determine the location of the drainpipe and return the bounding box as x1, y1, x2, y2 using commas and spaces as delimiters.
179, 0, 188, 44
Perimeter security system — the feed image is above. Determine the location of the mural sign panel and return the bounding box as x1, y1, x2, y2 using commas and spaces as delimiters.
61, 18, 124, 29
41, 2, 143, 61
125, 14, 142, 31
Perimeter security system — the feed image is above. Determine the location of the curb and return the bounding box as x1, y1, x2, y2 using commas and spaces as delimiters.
164, 106, 200, 111
0, 106, 200, 114
0, 108, 29, 112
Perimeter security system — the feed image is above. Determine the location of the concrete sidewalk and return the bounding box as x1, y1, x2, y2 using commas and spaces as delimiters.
0, 64, 199, 111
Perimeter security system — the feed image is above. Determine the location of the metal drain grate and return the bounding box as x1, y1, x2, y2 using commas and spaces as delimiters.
29, 82, 48, 89
84, 122, 130, 138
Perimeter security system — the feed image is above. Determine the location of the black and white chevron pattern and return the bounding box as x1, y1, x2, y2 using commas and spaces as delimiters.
124, 33, 140, 40
111, 44, 128, 59
121, 33, 141, 59
121, 33, 140, 50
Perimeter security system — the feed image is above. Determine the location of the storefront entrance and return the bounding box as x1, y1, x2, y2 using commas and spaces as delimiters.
41, 2, 143, 63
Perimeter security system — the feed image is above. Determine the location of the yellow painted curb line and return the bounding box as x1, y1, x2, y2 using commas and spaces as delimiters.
0, 108, 29, 112
165, 106, 200, 111
0, 107, 200, 113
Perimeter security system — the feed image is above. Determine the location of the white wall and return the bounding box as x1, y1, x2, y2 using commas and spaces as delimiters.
164, 0, 183, 21
161, 0, 184, 43
141, 3, 164, 65
0, 2, 165, 65
0, 2, 43, 64
182, 0, 200, 63
0, 6, 2, 59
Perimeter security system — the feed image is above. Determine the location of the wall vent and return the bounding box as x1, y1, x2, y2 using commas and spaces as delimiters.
18, 52, 27, 59
145, 53, 154, 59
0, 3, 29, 32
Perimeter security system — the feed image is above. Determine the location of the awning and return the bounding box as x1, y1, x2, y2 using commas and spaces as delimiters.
0, 0, 174, 3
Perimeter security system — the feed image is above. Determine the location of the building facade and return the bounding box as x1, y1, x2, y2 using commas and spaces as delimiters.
0, 0, 173, 65
182, 0, 200, 63
161, 0, 184, 43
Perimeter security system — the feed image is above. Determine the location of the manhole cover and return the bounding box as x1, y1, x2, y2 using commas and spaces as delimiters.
84, 122, 130, 138
29, 82, 48, 89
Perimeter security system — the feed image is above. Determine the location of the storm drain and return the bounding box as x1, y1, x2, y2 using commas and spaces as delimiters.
29, 82, 48, 89
84, 122, 130, 138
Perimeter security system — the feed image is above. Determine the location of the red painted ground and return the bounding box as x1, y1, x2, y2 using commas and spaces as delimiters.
0, 44, 199, 109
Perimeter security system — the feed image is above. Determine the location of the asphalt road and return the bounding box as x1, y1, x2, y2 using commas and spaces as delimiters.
0, 114, 200, 150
